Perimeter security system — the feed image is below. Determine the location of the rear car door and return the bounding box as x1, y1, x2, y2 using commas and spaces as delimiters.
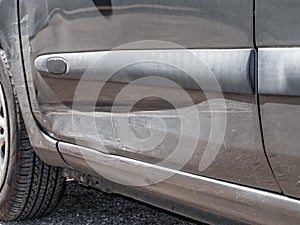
257, 0, 300, 199
20, 0, 280, 191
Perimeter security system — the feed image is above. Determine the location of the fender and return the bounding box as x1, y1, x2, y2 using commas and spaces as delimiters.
0, 0, 68, 167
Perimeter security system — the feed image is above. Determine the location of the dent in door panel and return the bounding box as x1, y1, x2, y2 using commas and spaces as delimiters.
30, 49, 279, 192
19, 0, 280, 192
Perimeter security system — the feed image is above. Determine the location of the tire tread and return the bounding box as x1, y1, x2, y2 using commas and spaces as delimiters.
0, 49, 65, 221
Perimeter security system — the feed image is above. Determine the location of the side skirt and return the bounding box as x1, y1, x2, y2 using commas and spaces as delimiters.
58, 142, 300, 225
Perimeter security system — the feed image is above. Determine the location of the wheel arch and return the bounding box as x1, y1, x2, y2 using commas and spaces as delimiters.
0, 0, 68, 168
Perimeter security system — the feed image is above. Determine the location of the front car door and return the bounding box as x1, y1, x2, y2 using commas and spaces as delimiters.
20, 0, 280, 191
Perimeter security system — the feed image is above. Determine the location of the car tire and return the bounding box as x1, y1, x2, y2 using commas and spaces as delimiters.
0, 49, 66, 221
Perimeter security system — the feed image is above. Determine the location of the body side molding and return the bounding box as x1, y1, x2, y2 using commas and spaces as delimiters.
259, 48, 300, 96
35, 49, 254, 94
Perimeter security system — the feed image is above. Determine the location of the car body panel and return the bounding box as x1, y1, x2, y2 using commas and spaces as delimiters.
18, 0, 281, 192
0, 0, 297, 224
256, 0, 300, 47
32, 49, 280, 191
256, 1, 300, 199
258, 48, 300, 199
0, 0, 68, 167
27, 0, 254, 54
59, 141, 300, 225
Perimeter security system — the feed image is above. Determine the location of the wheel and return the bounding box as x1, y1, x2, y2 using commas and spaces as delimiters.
0, 49, 66, 221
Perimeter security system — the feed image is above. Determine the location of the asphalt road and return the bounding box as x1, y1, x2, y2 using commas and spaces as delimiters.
1, 182, 202, 225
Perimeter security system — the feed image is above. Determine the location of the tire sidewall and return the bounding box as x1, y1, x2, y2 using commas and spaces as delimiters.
0, 54, 20, 214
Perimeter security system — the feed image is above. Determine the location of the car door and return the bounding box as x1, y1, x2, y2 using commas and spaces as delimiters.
257, 0, 300, 199
20, 0, 280, 191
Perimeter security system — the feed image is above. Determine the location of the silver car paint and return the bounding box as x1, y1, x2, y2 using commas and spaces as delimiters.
0, 0, 298, 224
258, 48, 300, 198
18, 0, 281, 191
